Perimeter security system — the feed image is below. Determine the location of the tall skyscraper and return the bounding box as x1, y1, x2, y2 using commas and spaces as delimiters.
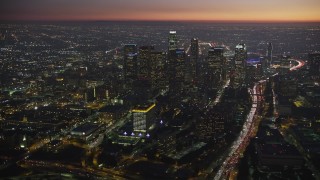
168, 31, 178, 51
267, 42, 273, 65
167, 31, 186, 95
233, 43, 247, 88
189, 38, 199, 84
207, 47, 224, 91
138, 46, 154, 80
123, 44, 138, 91
150, 51, 167, 94
171, 49, 186, 94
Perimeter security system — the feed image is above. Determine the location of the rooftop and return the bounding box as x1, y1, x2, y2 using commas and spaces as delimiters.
71, 122, 99, 136
132, 103, 156, 113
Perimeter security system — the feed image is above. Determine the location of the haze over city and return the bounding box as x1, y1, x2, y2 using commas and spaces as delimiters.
1, 0, 320, 22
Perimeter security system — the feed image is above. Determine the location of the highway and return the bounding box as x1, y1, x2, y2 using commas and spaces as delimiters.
290, 58, 305, 71
213, 82, 261, 180
213, 58, 305, 180
19, 159, 127, 179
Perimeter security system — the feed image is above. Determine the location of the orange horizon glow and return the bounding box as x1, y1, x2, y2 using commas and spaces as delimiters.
3, 15, 320, 23
1, 0, 320, 22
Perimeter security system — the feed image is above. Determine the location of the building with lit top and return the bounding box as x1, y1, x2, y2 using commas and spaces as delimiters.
167, 31, 186, 95
132, 103, 156, 132
189, 38, 199, 83
168, 31, 178, 51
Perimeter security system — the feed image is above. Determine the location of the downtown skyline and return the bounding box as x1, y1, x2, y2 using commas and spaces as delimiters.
1, 0, 320, 22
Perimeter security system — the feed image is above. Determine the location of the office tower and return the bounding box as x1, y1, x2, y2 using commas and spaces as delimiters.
132, 103, 156, 132
233, 43, 247, 88
267, 42, 273, 65
190, 38, 199, 82
207, 47, 224, 91
123, 44, 138, 91
167, 31, 186, 95
168, 31, 177, 89
261, 55, 268, 75
308, 52, 320, 76
245, 64, 257, 87
138, 46, 154, 80
168, 31, 178, 51
150, 51, 167, 94
169, 49, 186, 95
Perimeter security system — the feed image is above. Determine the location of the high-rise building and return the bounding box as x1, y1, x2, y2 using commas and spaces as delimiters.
168, 31, 178, 51
232, 43, 247, 88
267, 42, 273, 65
150, 51, 167, 94
132, 103, 156, 132
123, 44, 138, 91
190, 38, 199, 82
167, 31, 186, 95
308, 52, 320, 76
138, 46, 154, 80
245, 64, 257, 87
207, 47, 224, 91
169, 49, 186, 94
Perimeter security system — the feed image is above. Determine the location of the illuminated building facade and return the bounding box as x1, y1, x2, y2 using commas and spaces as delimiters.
196, 110, 225, 141
233, 43, 247, 88
123, 44, 138, 91
132, 103, 156, 132
267, 42, 273, 66
168, 31, 178, 51
207, 47, 224, 91
150, 51, 167, 94
169, 49, 186, 94
190, 38, 199, 83
138, 46, 154, 80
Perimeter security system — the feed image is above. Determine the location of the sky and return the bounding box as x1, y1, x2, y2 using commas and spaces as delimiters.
1, 0, 320, 22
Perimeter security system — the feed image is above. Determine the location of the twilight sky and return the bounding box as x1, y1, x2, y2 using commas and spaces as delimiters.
1, 0, 320, 21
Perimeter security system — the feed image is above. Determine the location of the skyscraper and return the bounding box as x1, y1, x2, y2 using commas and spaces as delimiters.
167, 31, 186, 95
207, 47, 224, 91
267, 42, 273, 66
138, 46, 154, 80
233, 43, 247, 88
150, 51, 167, 94
168, 31, 178, 51
170, 49, 186, 94
123, 44, 138, 91
190, 38, 199, 82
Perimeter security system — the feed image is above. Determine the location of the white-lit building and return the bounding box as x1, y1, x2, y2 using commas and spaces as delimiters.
132, 103, 156, 132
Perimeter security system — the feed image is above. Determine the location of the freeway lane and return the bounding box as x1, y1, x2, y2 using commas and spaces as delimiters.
213, 58, 305, 180
213, 83, 261, 180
